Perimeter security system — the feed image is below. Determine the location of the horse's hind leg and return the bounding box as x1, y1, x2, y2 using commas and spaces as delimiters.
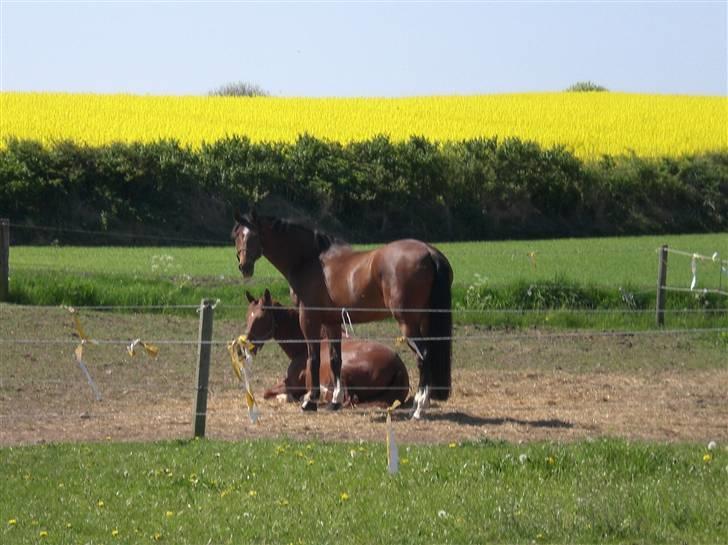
299, 313, 323, 412
394, 315, 430, 419
325, 326, 344, 411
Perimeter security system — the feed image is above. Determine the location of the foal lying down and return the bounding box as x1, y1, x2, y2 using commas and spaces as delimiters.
244, 290, 410, 406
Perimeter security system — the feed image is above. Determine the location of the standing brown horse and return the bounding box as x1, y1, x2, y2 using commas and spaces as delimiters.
244, 289, 410, 405
232, 211, 452, 418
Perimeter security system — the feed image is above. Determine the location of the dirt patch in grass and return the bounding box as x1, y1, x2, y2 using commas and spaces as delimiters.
2, 368, 727, 446
1, 305, 726, 446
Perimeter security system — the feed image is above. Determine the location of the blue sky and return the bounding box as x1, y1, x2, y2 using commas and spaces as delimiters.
1, 1, 726, 96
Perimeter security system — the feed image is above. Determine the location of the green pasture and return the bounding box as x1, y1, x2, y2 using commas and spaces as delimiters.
1, 439, 725, 545
6, 232, 728, 327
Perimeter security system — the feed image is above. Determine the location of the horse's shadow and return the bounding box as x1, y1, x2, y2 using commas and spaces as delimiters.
387, 410, 573, 429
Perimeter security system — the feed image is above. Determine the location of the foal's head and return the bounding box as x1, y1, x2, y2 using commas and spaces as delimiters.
243, 289, 276, 354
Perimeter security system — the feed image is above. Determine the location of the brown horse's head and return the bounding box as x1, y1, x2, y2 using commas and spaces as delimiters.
243, 289, 276, 354
232, 210, 262, 278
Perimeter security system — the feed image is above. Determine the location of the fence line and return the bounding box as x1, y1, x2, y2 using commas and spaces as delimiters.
663, 286, 728, 297
8, 222, 227, 246
2, 326, 727, 348
4, 302, 727, 314
9, 221, 677, 256
664, 246, 727, 265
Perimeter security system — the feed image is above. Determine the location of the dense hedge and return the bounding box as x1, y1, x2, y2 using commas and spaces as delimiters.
1, 135, 726, 244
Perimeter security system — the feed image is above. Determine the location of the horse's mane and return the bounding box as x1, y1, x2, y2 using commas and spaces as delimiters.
269, 217, 349, 255
232, 213, 349, 255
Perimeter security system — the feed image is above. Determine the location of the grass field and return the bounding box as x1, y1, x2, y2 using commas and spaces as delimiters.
2, 92, 726, 159
1, 439, 726, 545
8, 232, 728, 327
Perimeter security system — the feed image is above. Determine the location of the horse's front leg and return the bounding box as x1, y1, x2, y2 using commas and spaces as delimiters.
325, 325, 344, 411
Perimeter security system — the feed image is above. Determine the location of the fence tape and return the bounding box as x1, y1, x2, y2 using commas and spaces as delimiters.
73, 348, 102, 402
341, 308, 355, 338
386, 399, 401, 475
127, 339, 160, 358
228, 335, 260, 423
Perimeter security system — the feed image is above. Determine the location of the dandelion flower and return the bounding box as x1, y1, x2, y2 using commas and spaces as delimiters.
248, 490, 257, 497
340, 492, 350, 501
8, 519, 17, 526
97, 500, 105, 508
703, 453, 712, 463
112, 529, 119, 537
449, 443, 457, 448
546, 456, 556, 465
39, 531, 49, 538
165, 511, 175, 518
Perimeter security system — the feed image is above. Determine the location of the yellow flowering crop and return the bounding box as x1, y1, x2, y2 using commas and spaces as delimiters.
1, 92, 725, 159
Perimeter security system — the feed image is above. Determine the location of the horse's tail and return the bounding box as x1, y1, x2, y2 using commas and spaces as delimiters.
426, 249, 453, 401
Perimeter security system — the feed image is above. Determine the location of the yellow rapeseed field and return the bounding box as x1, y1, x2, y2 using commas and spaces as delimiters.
1, 92, 726, 159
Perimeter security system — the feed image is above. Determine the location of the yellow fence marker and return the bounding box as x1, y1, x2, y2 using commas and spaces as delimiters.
228, 335, 259, 423
127, 339, 160, 358
65, 306, 102, 401
386, 399, 401, 475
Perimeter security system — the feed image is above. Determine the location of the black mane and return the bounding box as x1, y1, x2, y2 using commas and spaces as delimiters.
270, 217, 348, 254
232, 212, 348, 254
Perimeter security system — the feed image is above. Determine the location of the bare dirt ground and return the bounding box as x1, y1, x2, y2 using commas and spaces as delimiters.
1, 305, 727, 446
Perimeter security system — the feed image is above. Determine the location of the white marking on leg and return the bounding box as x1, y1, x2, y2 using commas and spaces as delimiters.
412, 388, 424, 420
332, 377, 344, 404
412, 386, 430, 420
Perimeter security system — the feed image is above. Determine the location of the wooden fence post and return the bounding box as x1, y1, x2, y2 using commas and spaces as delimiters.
655, 245, 668, 327
193, 298, 215, 438
0, 219, 9, 302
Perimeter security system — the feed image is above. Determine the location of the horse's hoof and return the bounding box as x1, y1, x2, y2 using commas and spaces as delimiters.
301, 400, 318, 412
326, 402, 342, 411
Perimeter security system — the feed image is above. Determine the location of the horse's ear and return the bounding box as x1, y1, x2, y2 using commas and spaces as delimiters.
250, 208, 260, 225
263, 288, 272, 305
234, 209, 245, 224
245, 291, 256, 303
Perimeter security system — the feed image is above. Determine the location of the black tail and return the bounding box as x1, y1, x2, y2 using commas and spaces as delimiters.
426, 250, 452, 401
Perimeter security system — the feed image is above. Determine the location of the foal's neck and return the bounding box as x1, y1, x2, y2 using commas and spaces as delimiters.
272, 306, 307, 360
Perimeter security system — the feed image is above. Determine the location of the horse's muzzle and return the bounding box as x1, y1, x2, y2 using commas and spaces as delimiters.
239, 263, 255, 278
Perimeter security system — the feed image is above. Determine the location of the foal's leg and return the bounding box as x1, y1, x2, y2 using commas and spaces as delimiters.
300, 311, 322, 412
324, 325, 344, 411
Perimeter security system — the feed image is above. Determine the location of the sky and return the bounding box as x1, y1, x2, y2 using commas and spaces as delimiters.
1, 1, 726, 97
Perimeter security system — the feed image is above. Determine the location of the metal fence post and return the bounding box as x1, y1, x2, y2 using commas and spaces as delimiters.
193, 298, 215, 437
656, 245, 668, 327
0, 219, 9, 302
